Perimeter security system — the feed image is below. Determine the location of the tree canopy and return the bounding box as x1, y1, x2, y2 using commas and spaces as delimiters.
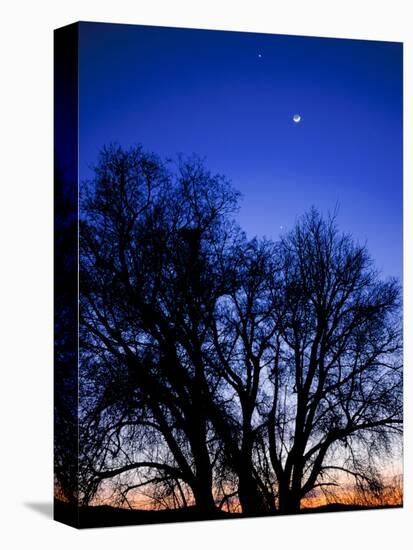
75, 145, 402, 515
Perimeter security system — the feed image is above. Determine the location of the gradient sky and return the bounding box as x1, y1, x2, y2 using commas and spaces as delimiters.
79, 22, 402, 280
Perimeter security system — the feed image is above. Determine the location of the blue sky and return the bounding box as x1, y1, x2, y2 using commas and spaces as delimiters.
79, 22, 402, 280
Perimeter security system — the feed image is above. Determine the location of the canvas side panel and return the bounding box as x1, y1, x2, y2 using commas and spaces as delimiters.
54, 22, 80, 529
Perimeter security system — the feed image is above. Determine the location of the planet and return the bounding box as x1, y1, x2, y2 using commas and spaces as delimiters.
293, 114, 301, 123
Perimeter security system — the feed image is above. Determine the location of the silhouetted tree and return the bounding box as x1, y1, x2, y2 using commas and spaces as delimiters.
79, 146, 242, 513
209, 237, 279, 512
78, 145, 402, 517
266, 209, 402, 513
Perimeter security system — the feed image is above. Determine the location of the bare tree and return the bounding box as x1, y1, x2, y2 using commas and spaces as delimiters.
267, 209, 402, 513
208, 237, 279, 512
79, 145, 241, 514
77, 145, 402, 518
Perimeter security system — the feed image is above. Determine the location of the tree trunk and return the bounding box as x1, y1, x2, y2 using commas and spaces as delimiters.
187, 405, 217, 515
278, 481, 301, 514
192, 480, 217, 515
238, 467, 268, 514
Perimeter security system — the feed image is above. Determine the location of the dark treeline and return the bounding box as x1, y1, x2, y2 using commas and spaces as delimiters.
73, 145, 402, 516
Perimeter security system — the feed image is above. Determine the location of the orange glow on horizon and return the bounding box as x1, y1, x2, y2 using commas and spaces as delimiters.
69, 475, 402, 512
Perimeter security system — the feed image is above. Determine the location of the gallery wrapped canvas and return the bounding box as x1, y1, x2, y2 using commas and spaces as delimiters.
54, 22, 403, 528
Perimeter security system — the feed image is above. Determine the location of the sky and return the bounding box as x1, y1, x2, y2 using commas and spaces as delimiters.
78, 22, 403, 280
